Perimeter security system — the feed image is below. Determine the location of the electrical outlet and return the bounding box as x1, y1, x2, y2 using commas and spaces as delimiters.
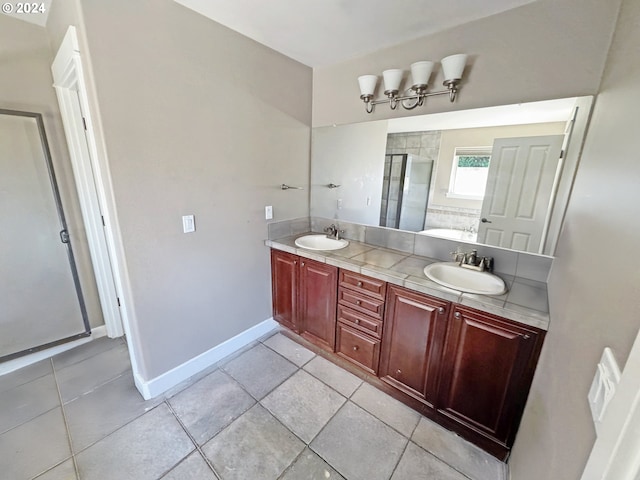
265, 205, 273, 220
182, 215, 195, 233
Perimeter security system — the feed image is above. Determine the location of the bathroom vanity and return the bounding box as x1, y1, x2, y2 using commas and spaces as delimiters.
268, 237, 547, 460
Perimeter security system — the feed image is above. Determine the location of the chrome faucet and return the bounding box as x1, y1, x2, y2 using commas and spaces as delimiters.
450, 248, 494, 272
324, 224, 344, 240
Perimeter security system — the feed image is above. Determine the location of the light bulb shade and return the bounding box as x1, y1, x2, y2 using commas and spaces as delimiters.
382, 69, 403, 94
357, 75, 378, 97
441, 54, 468, 81
410, 61, 434, 87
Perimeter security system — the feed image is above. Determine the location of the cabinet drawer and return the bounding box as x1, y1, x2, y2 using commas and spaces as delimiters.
338, 288, 385, 320
339, 270, 386, 300
337, 305, 383, 339
336, 323, 380, 375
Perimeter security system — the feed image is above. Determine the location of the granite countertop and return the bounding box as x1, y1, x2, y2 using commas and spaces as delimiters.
266, 234, 549, 331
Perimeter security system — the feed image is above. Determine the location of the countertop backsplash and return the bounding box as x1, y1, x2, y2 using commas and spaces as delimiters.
266, 216, 551, 331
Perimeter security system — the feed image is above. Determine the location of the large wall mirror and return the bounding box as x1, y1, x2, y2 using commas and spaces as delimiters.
311, 96, 593, 256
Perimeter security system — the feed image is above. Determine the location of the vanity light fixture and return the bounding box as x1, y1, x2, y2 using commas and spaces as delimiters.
357, 54, 468, 114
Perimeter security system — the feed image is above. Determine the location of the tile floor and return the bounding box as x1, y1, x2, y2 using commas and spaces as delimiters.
0, 331, 508, 480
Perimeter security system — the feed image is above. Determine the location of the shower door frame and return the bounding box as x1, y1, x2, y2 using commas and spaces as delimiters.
0, 108, 90, 362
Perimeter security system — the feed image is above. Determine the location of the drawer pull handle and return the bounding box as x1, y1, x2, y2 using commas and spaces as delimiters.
437, 307, 445, 314
355, 319, 360, 324
396, 369, 402, 375
356, 300, 361, 305
357, 281, 363, 287
353, 345, 359, 351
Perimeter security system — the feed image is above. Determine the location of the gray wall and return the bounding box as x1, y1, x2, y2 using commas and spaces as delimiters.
311, 121, 388, 225
312, 0, 621, 127
74, 0, 312, 378
509, 0, 640, 477
0, 14, 104, 330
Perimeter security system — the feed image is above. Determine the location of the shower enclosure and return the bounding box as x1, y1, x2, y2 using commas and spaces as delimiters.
0, 109, 90, 362
379, 153, 433, 231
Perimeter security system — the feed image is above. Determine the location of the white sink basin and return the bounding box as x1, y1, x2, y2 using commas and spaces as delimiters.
423, 262, 507, 295
295, 234, 349, 251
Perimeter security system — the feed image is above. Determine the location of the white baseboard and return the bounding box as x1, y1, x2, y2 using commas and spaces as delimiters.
134, 318, 278, 400
0, 325, 109, 376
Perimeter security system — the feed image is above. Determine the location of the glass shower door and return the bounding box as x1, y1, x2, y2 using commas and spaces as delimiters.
0, 110, 89, 362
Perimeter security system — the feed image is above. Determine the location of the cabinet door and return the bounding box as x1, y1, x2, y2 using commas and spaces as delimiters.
379, 285, 450, 408
437, 305, 544, 445
299, 258, 338, 351
271, 250, 299, 332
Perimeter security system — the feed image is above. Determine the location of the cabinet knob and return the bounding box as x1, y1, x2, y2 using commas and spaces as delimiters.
301, 262, 305, 266
357, 281, 363, 287
294, 261, 297, 265
353, 345, 359, 351
522, 334, 531, 340
454, 312, 461, 318
437, 307, 445, 315
355, 319, 360, 324
356, 300, 361, 305
396, 369, 402, 375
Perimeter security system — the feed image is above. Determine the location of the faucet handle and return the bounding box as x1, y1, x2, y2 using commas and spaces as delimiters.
450, 249, 465, 263
482, 256, 494, 272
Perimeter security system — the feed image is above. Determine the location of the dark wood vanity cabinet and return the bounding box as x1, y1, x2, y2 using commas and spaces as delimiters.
271, 250, 299, 332
335, 270, 386, 374
379, 285, 450, 409
436, 305, 545, 454
270, 250, 337, 351
299, 257, 338, 351
270, 248, 545, 459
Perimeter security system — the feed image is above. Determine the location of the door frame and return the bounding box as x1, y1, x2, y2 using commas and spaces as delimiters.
51, 26, 146, 388
0, 108, 91, 362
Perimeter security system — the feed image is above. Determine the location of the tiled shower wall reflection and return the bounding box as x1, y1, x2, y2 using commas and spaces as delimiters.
385, 131, 481, 231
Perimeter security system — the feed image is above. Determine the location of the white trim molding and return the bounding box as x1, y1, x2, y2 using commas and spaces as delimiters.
51, 25, 148, 395
134, 318, 278, 400
52, 26, 123, 338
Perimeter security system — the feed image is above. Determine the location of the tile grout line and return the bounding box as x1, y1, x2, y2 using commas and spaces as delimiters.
257, 334, 353, 479
408, 439, 476, 480
163, 400, 222, 480
50, 357, 81, 480
260, 332, 496, 479
269, 334, 478, 479
385, 435, 412, 480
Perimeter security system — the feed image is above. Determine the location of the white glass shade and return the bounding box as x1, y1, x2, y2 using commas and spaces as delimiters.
441, 54, 468, 81
410, 61, 434, 87
382, 69, 403, 93
357, 75, 378, 97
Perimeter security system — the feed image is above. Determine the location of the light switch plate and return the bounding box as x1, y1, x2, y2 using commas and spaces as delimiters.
589, 347, 621, 434
265, 206, 273, 220
182, 215, 195, 233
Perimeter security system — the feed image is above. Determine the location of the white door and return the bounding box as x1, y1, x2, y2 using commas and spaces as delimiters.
477, 135, 564, 253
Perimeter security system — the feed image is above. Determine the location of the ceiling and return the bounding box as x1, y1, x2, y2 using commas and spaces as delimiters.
174, 0, 537, 67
